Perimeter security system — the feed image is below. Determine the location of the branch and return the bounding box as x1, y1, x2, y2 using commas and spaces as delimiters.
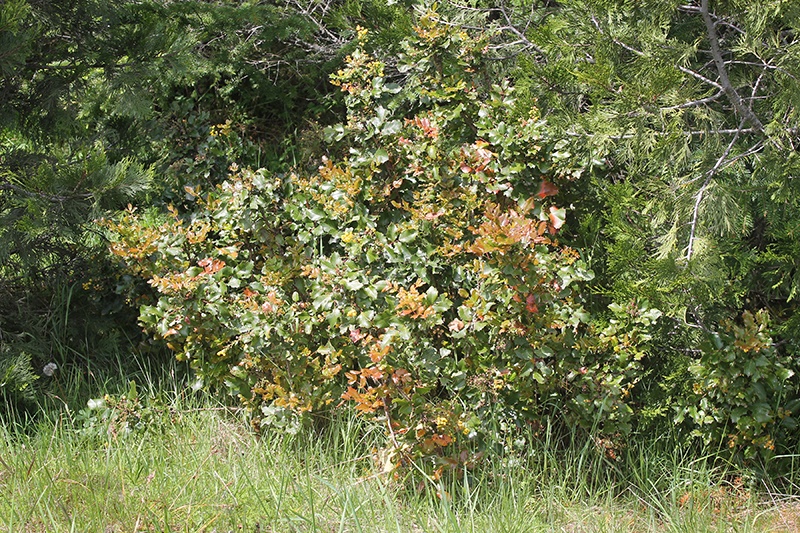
685, 124, 766, 260
493, 1, 547, 58
700, 0, 764, 131
685, 127, 739, 261
0, 180, 92, 203
678, 3, 744, 34
441, 0, 548, 59
564, 126, 767, 139
591, 15, 724, 91
564, 124, 800, 143
660, 89, 724, 111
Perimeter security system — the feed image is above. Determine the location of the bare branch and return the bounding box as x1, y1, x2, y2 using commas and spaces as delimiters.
678, 3, 744, 34
685, 122, 742, 261
750, 65, 767, 115
564, 126, 774, 139
660, 90, 724, 111
493, 1, 547, 58
685, 127, 766, 260
700, 0, 764, 130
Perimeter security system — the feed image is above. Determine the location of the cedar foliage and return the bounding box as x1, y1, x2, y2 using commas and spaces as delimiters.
480, 0, 800, 458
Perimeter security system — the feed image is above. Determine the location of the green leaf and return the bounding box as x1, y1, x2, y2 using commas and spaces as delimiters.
398, 229, 418, 243
373, 148, 390, 165
306, 208, 326, 222
381, 120, 402, 136
344, 278, 364, 291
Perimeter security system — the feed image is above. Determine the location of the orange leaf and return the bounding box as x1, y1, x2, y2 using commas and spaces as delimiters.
431, 433, 452, 446
341, 386, 360, 402
391, 368, 411, 385
369, 343, 391, 363
548, 206, 566, 230
361, 366, 384, 381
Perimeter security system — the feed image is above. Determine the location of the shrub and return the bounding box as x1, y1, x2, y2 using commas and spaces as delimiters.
677, 310, 796, 459
107, 14, 661, 470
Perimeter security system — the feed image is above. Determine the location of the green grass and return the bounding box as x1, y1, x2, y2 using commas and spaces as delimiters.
1, 366, 799, 532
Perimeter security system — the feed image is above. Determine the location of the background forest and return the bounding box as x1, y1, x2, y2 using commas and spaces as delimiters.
2, 0, 800, 484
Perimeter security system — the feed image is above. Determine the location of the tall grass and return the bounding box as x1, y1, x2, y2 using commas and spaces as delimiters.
1, 275, 178, 424
2, 363, 799, 533
0, 339, 798, 532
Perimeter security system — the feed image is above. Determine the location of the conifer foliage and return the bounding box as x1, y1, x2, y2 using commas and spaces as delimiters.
491, 0, 800, 457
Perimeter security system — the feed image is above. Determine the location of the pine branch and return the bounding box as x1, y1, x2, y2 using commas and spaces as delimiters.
0, 180, 92, 203
590, 15, 724, 92
685, 129, 766, 260
699, 0, 764, 131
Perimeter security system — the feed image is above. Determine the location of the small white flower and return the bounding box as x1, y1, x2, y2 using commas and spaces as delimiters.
87, 398, 106, 410
43, 363, 58, 377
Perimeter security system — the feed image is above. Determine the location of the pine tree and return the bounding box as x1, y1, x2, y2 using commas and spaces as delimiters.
469, 0, 800, 455
486, 0, 800, 337
0, 0, 376, 402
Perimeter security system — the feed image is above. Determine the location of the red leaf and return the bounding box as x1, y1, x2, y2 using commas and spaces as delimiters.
537, 180, 559, 199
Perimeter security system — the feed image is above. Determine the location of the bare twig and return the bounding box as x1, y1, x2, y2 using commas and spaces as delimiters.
684, 119, 770, 260
660, 89, 724, 111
